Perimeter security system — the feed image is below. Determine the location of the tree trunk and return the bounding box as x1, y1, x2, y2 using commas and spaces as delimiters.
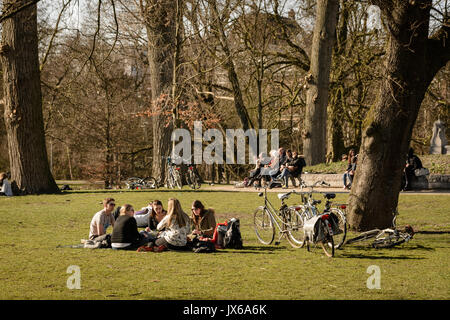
303, 0, 339, 165
141, 0, 176, 180
0, 1, 59, 194
210, 0, 252, 131
348, 0, 450, 230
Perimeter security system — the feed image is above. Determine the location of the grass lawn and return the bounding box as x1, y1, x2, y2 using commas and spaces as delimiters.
0, 189, 449, 300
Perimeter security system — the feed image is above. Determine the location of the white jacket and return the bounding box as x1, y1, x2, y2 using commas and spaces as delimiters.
157, 214, 190, 246
1, 179, 13, 196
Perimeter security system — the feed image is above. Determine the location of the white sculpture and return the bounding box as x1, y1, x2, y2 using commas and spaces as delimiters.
429, 120, 448, 154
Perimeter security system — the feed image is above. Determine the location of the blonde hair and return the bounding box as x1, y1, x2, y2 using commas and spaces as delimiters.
167, 198, 189, 228
119, 204, 134, 215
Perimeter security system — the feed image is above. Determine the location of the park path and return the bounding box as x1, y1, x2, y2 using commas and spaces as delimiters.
201, 183, 450, 195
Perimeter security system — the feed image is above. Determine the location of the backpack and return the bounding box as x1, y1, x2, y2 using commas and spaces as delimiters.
223, 218, 243, 249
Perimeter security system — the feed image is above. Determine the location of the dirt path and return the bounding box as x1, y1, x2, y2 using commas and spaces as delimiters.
200, 183, 450, 195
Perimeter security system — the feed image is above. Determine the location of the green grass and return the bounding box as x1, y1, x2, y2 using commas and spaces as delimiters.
304, 154, 450, 174
0, 189, 449, 300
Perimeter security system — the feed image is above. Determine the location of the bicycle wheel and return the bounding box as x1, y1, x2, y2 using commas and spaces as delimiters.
192, 173, 201, 189
371, 234, 407, 249
143, 177, 157, 189
188, 171, 201, 189
320, 232, 335, 257
254, 206, 275, 245
166, 170, 175, 189
173, 169, 182, 189
329, 208, 347, 249
345, 229, 380, 245
319, 221, 335, 257
125, 177, 141, 189
286, 207, 306, 248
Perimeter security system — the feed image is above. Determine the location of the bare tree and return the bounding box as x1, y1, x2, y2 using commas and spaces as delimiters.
302, 0, 339, 165
0, 0, 59, 194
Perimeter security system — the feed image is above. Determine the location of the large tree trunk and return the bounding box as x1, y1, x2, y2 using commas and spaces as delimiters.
348, 0, 450, 230
141, 0, 176, 180
303, 0, 339, 165
0, 0, 59, 194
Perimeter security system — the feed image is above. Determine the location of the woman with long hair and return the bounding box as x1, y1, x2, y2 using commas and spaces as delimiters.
190, 200, 217, 238
145, 200, 167, 231
149, 198, 190, 251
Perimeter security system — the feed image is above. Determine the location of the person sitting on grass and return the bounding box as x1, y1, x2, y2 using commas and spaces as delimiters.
87, 197, 116, 242
189, 200, 217, 239
144, 200, 167, 232
111, 204, 151, 250
141, 198, 191, 252
0, 172, 13, 196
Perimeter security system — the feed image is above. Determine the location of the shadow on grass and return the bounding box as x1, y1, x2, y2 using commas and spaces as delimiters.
338, 253, 425, 260
223, 245, 286, 254
416, 230, 450, 235
57, 189, 240, 195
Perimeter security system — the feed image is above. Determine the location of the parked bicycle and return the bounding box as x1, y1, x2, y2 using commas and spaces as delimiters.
125, 176, 157, 190
344, 209, 414, 248
253, 187, 305, 248
303, 210, 337, 257
166, 156, 182, 189
186, 162, 201, 190
289, 180, 346, 256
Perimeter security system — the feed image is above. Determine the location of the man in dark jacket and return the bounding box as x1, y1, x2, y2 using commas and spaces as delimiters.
277, 151, 305, 188
403, 148, 423, 191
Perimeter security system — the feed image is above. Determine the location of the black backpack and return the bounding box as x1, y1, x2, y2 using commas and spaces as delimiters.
223, 218, 243, 249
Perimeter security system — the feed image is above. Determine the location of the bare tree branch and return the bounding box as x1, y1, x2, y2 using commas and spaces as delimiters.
0, 0, 41, 23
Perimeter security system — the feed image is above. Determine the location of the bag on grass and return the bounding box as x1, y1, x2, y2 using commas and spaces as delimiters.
223, 218, 243, 249
414, 167, 429, 177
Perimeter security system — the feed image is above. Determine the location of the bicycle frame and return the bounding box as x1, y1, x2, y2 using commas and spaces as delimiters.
257, 188, 299, 243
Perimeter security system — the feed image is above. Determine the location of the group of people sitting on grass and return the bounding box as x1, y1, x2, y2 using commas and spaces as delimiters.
244, 147, 306, 189
83, 197, 217, 252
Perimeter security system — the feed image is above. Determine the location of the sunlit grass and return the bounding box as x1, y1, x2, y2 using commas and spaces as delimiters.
0, 190, 448, 299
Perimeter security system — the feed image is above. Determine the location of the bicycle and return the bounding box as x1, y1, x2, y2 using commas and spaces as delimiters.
344, 209, 414, 248
186, 162, 201, 190
253, 187, 306, 248
293, 180, 346, 256
166, 156, 182, 189
322, 193, 347, 249
125, 176, 157, 190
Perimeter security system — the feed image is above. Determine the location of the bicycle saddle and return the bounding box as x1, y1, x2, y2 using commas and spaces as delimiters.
278, 193, 290, 200
324, 193, 336, 199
